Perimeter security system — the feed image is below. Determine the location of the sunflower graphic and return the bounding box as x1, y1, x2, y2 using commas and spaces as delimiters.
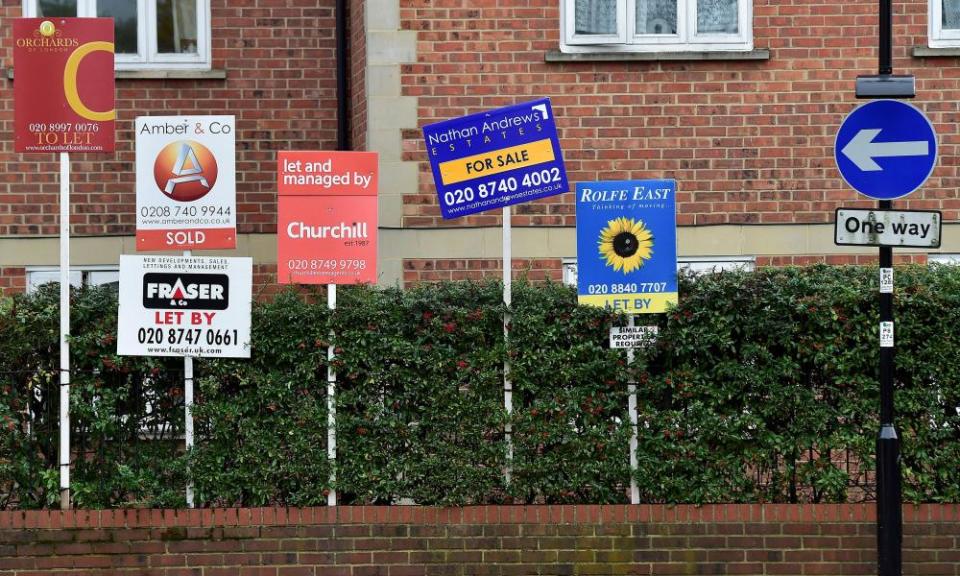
598, 217, 654, 273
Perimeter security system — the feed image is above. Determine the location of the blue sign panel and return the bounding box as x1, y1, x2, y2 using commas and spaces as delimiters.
835, 100, 937, 200
576, 180, 677, 314
422, 98, 568, 219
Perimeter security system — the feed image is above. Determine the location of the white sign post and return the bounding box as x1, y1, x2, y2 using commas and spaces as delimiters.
136, 116, 239, 507
182, 249, 194, 507
626, 316, 638, 504
615, 320, 660, 503
327, 286, 337, 506
503, 206, 513, 485
59, 153, 71, 509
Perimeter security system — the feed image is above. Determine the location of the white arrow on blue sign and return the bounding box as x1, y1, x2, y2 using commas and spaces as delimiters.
835, 99, 937, 201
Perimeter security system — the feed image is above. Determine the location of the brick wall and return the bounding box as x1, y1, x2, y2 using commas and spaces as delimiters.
756, 254, 929, 267
0, 1, 341, 237
1, 505, 958, 575
0, 267, 25, 297
400, 256, 931, 287
398, 0, 960, 229
403, 258, 564, 286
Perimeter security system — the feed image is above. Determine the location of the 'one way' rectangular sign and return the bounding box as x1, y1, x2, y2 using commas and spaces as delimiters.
834, 208, 941, 249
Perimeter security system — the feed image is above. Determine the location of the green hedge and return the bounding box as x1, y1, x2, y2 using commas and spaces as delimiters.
1, 265, 959, 508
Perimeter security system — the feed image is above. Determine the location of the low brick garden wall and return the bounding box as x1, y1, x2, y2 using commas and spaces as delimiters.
1, 504, 958, 575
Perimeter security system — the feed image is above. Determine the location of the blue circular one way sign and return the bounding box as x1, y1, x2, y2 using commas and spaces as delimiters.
835, 100, 937, 200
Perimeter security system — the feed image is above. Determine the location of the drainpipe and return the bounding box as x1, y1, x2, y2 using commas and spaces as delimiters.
336, 0, 350, 151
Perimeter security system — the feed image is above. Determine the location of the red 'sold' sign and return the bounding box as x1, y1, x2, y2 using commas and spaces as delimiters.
14, 18, 115, 153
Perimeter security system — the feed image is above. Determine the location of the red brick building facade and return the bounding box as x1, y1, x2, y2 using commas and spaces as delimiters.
0, 0, 958, 292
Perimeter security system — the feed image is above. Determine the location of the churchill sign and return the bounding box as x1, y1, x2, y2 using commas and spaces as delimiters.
276, 151, 378, 285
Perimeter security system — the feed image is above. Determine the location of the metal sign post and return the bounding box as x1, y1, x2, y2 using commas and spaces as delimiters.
834, 1, 926, 572
327, 284, 338, 506
610, 321, 659, 505
503, 206, 513, 485
877, 3, 901, 574
877, 227, 900, 576
626, 315, 639, 504
59, 152, 71, 510
183, 249, 194, 508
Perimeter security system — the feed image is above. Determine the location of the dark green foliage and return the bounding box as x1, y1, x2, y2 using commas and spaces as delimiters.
0, 285, 186, 509
509, 282, 631, 504
0, 265, 959, 508
331, 283, 506, 505
191, 290, 333, 506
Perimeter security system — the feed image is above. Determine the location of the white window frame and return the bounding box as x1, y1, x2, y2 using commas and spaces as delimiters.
22, 0, 211, 70
677, 255, 755, 275
562, 257, 579, 286
565, 0, 628, 45
26, 265, 119, 293
561, 0, 753, 53
560, 255, 755, 287
928, 253, 960, 265
930, 0, 960, 47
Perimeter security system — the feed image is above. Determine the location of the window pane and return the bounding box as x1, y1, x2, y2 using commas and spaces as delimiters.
26, 270, 82, 293
37, 0, 77, 17
575, 0, 618, 35
944, 0, 960, 30
87, 270, 119, 292
697, 0, 739, 34
97, 0, 139, 54
636, 0, 677, 34
157, 0, 199, 54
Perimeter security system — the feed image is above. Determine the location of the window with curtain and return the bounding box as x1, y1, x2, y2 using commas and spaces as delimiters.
944, 0, 960, 28
157, 0, 199, 54
25, 0, 209, 69
574, 0, 619, 35
931, 0, 960, 46
563, 0, 751, 52
637, 0, 677, 35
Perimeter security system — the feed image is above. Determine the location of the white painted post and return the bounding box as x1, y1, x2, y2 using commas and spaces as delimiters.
627, 314, 639, 504
183, 249, 195, 508
327, 284, 337, 506
503, 206, 513, 485
59, 153, 71, 510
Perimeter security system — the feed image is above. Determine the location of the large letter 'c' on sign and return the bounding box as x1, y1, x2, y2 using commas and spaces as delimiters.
63, 41, 115, 122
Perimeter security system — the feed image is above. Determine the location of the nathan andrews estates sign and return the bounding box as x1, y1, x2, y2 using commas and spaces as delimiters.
14, 17, 115, 153
277, 151, 378, 285
576, 180, 678, 314
421, 98, 568, 219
